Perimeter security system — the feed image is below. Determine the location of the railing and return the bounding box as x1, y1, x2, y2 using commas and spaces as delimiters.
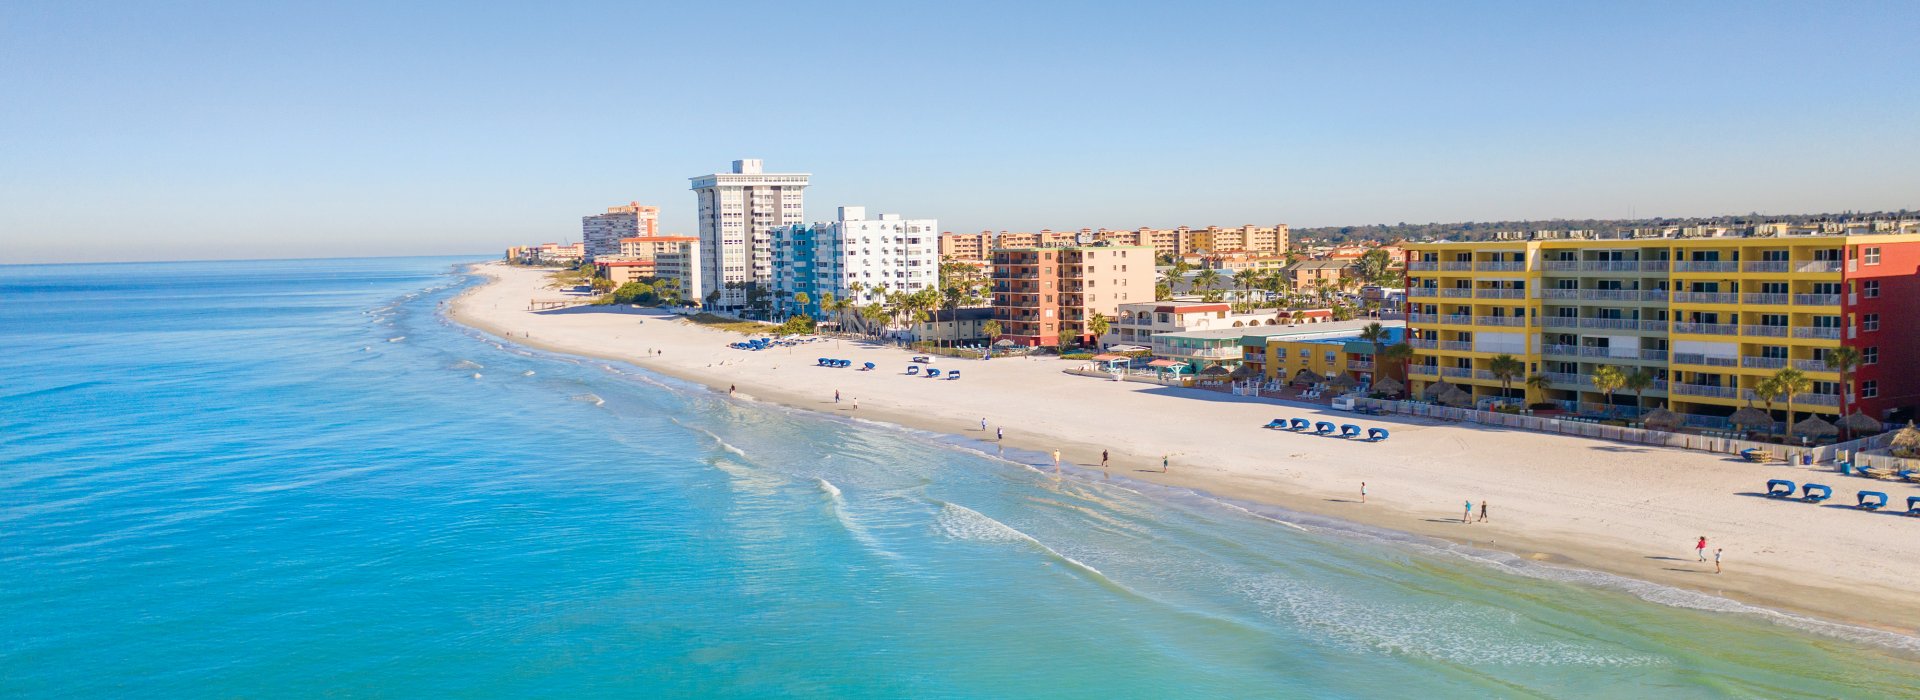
1475, 288, 1526, 299
1542, 372, 1595, 389
1541, 344, 1577, 356
1348, 360, 1374, 370
1541, 260, 1579, 271
1539, 289, 1580, 300
1476, 262, 1526, 272
1475, 316, 1526, 327
1542, 317, 1579, 328
1440, 366, 1472, 378
1793, 293, 1840, 306
1575, 289, 1660, 302
1799, 261, 1843, 273
1675, 261, 1739, 273
1742, 356, 1787, 369
1672, 353, 1738, 367
1409, 366, 1439, 378
1797, 393, 1841, 407
1743, 261, 1790, 273
1580, 261, 1641, 272
1640, 261, 1670, 272
1439, 262, 1474, 271
1408, 313, 1438, 324
1408, 261, 1439, 271
1408, 288, 1438, 297
1793, 326, 1842, 339
1743, 325, 1788, 337
1674, 322, 1738, 335
1438, 288, 1474, 298
1408, 338, 1437, 349
1442, 314, 1474, 325
1578, 317, 1645, 330
1672, 384, 1739, 398
1438, 341, 1474, 352
1742, 293, 1789, 305
1673, 291, 1738, 304
1791, 358, 1834, 372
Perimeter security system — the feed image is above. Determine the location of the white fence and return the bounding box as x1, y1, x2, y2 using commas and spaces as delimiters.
1354, 397, 1909, 467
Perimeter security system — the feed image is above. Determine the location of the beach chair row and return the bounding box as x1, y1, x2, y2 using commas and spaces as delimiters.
903, 365, 961, 380
1260, 418, 1388, 442
1764, 479, 1920, 516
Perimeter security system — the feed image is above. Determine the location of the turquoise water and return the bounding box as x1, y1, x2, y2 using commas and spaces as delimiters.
3, 257, 1918, 698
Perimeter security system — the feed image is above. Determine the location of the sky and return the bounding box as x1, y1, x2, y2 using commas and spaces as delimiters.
2, 1, 1917, 263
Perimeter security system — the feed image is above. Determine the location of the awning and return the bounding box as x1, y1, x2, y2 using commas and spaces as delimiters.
1091, 354, 1129, 362
1147, 359, 1182, 368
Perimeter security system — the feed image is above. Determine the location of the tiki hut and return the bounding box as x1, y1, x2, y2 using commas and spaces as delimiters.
1423, 380, 1458, 400
1292, 369, 1325, 385
1326, 374, 1358, 391
1837, 411, 1884, 437
1200, 364, 1232, 377
1438, 387, 1475, 407
1728, 406, 1774, 429
1790, 416, 1838, 439
1889, 422, 1920, 458
1228, 364, 1256, 381
1372, 377, 1405, 396
1642, 408, 1684, 431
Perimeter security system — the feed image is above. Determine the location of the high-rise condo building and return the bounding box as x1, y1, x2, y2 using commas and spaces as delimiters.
690, 159, 810, 310
770, 206, 938, 322
580, 202, 659, 260
1402, 231, 1920, 428
991, 244, 1156, 347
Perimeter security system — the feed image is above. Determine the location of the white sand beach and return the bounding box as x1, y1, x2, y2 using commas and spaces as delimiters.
449, 262, 1920, 634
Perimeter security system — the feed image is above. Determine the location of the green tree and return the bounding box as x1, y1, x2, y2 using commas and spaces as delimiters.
1751, 374, 1784, 436
1488, 353, 1524, 400
703, 289, 720, 309
983, 319, 1002, 347
1590, 365, 1627, 414
1378, 342, 1415, 389
1193, 267, 1222, 296
1824, 346, 1862, 435
1771, 368, 1812, 441
1355, 249, 1393, 283
1087, 312, 1110, 349
1358, 322, 1390, 378
1524, 373, 1552, 406
1623, 368, 1656, 415
792, 291, 811, 321
937, 260, 989, 348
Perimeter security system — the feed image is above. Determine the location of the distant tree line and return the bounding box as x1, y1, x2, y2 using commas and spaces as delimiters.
1293, 209, 1917, 244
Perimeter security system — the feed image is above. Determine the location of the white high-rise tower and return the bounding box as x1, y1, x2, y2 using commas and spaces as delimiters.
690, 159, 810, 311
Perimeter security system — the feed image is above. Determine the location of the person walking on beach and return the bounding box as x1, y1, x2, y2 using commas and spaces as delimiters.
1695, 536, 1708, 561
1360, 482, 1367, 503
1052, 450, 1061, 468
1100, 450, 1109, 469
835, 390, 841, 403
981, 417, 988, 432
729, 384, 736, 396
1463, 500, 1473, 523
996, 427, 1003, 441
852, 398, 858, 410
1714, 548, 1723, 574
1478, 500, 1489, 523
1162, 454, 1169, 473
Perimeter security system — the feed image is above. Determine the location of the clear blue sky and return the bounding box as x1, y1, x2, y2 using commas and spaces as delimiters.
3, 1, 1917, 263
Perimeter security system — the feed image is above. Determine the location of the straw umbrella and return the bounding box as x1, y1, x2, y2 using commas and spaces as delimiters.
1790, 415, 1838, 440
1423, 380, 1458, 400
1837, 411, 1884, 438
1439, 386, 1475, 407
1728, 406, 1773, 430
1642, 408, 1684, 431
1326, 374, 1358, 392
1889, 421, 1920, 458
1373, 376, 1405, 397
1229, 364, 1256, 381
1293, 369, 1325, 385
1200, 364, 1231, 377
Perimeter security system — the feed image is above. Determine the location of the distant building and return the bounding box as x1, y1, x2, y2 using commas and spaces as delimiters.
941, 224, 1288, 264
581, 203, 658, 260
911, 307, 995, 344
507, 242, 585, 265
991, 244, 1155, 347
691, 159, 810, 310
770, 206, 938, 321
594, 259, 655, 286
1245, 322, 1406, 384
1285, 259, 1356, 292
1102, 300, 1280, 347
1146, 319, 1401, 375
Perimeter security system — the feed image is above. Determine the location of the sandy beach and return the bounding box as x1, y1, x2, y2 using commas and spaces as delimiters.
448, 261, 1920, 636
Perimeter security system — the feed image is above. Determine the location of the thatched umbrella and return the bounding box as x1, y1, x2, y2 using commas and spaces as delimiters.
1423, 380, 1458, 400
1791, 415, 1838, 438
1373, 377, 1405, 396
1439, 386, 1475, 407
1889, 421, 1920, 458
1326, 373, 1358, 391
1728, 406, 1774, 429
1292, 369, 1325, 385
1228, 364, 1256, 380
1837, 411, 1883, 437
1642, 408, 1684, 431
1200, 364, 1232, 377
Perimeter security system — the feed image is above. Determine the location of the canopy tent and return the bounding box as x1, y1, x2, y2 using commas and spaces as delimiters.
1729, 406, 1774, 428
1791, 416, 1838, 438
1642, 408, 1684, 430
1837, 411, 1885, 436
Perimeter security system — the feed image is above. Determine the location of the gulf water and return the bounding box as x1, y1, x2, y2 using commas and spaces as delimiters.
4, 257, 1918, 698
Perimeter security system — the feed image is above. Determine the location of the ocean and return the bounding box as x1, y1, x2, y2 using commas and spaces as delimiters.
3, 257, 1917, 698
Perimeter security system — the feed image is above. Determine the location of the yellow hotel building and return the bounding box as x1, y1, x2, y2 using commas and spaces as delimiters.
1403, 232, 1920, 428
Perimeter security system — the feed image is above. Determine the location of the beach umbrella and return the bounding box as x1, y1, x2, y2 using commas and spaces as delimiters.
1423, 380, 1457, 400
1292, 369, 1324, 385
993, 339, 1016, 347
1438, 387, 1474, 407
1837, 411, 1884, 436
1728, 406, 1773, 428
1229, 364, 1256, 380
1326, 374, 1358, 390
1372, 377, 1404, 396
1891, 421, 1920, 458
1791, 415, 1838, 438
1200, 364, 1232, 376
1642, 408, 1684, 430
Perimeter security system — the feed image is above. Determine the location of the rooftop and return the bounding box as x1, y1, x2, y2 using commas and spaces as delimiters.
1154, 319, 1405, 343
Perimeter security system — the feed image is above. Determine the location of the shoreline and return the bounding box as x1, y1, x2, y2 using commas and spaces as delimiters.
443, 261, 1920, 647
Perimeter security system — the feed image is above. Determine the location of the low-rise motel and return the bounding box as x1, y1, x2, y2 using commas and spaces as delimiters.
1402, 230, 1920, 427
1146, 319, 1404, 380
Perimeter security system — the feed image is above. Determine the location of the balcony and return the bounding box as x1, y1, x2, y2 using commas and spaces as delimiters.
1541, 260, 1580, 272
1475, 288, 1527, 299
1438, 288, 1475, 298
1743, 261, 1790, 273
1439, 262, 1474, 271
1348, 360, 1375, 371
1408, 313, 1438, 324
1541, 344, 1577, 356
1578, 317, 1648, 330
1409, 366, 1440, 378
1793, 293, 1840, 306
1673, 384, 1739, 399
1791, 358, 1835, 372
1475, 316, 1526, 327
1673, 353, 1738, 367
1440, 366, 1473, 379
1580, 261, 1641, 272
1441, 314, 1474, 325
1742, 293, 1789, 305
1438, 341, 1474, 352
1408, 338, 1438, 349
1540, 289, 1579, 300
1673, 291, 1738, 304
1793, 327, 1842, 339
1675, 261, 1739, 273
1542, 372, 1595, 389
1639, 261, 1670, 272
1408, 261, 1439, 271
1674, 322, 1739, 335
1476, 261, 1527, 272
1797, 393, 1841, 407
1542, 317, 1579, 329
1741, 356, 1787, 370
1408, 288, 1438, 297
1743, 325, 1788, 337
1798, 261, 1843, 273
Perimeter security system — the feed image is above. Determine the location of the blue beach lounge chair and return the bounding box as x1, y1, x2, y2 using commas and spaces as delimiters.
1339, 424, 1362, 438
1367, 427, 1389, 442
906, 366, 919, 375
1290, 418, 1310, 431
1908, 496, 1920, 517
1314, 421, 1336, 435
1765, 479, 1796, 498
1263, 419, 1286, 429
818, 357, 830, 366
863, 362, 875, 371
1857, 491, 1888, 511
1800, 483, 1832, 503
927, 368, 941, 378
946, 370, 960, 380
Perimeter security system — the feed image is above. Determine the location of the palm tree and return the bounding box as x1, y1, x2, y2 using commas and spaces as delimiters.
1590, 365, 1627, 416
1623, 368, 1656, 416
1378, 341, 1415, 389
1488, 354, 1524, 400
1232, 268, 1262, 310
1087, 312, 1110, 349
792, 291, 810, 321
1771, 368, 1812, 442
1524, 373, 1551, 407
1358, 322, 1389, 378
1751, 374, 1784, 436
1194, 268, 1222, 297
1824, 346, 1862, 435
982, 319, 1002, 348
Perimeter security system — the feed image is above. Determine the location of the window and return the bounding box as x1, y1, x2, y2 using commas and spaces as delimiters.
1862, 380, 1878, 399
1864, 247, 1881, 265
1863, 313, 1879, 332
1864, 346, 1878, 364
1863, 280, 1880, 298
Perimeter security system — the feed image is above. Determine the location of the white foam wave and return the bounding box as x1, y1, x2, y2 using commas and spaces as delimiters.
470, 372, 482, 379
819, 478, 901, 561
387, 336, 405, 343
570, 393, 605, 406
935, 502, 1108, 580
451, 359, 484, 370
522, 370, 535, 376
